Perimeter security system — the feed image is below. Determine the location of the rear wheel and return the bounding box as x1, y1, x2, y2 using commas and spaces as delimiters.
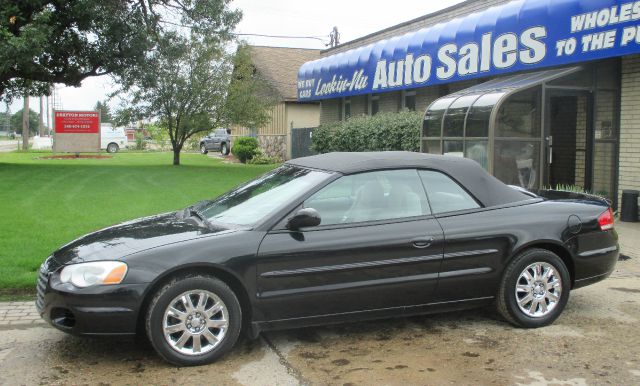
221, 143, 229, 155
200, 144, 208, 154
145, 275, 241, 366
106, 143, 119, 153
496, 248, 570, 328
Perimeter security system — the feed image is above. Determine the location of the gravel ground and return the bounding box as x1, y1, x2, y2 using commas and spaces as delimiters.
0, 223, 638, 386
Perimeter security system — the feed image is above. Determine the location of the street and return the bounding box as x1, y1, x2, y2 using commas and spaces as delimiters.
0, 140, 19, 152
0, 223, 638, 386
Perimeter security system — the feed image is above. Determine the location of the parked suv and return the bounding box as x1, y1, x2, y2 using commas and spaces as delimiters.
200, 128, 231, 155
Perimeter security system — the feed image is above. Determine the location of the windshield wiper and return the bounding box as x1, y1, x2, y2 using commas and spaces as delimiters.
185, 206, 216, 229
188, 207, 205, 221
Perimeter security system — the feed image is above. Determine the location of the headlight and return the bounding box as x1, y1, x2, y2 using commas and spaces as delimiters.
59, 261, 128, 288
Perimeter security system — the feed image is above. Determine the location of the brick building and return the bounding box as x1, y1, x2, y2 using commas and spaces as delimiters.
297, 0, 640, 208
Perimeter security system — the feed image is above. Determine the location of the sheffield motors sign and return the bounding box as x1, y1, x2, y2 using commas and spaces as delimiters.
297, 0, 640, 101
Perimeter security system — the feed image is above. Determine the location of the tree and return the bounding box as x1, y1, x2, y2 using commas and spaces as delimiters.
10, 108, 38, 134
0, 0, 241, 101
121, 33, 234, 165
224, 44, 278, 129
0, 111, 10, 132
94, 101, 113, 124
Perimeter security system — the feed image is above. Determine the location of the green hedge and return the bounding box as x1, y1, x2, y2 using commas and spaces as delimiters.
311, 111, 422, 153
231, 136, 259, 163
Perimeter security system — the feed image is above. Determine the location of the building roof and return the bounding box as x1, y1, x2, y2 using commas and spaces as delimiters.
286, 151, 530, 207
248, 46, 321, 101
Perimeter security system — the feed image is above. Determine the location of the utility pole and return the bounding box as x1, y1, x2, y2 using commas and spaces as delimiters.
22, 95, 29, 150
3, 102, 9, 134
39, 96, 44, 137
45, 94, 50, 135
329, 27, 340, 47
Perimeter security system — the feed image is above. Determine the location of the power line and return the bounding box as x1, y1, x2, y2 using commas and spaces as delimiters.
231, 32, 328, 43
157, 20, 329, 43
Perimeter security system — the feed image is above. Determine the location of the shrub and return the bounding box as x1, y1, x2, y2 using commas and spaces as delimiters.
247, 150, 281, 165
134, 131, 146, 150
311, 110, 422, 153
231, 136, 259, 163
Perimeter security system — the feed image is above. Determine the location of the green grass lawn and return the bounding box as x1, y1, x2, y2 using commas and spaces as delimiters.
0, 151, 277, 290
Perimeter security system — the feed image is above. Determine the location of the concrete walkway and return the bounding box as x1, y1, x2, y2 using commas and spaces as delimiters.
0, 302, 43, 326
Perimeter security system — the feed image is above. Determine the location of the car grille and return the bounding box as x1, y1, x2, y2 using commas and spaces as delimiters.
36, 270, 47, 311
36, 256, 61, 312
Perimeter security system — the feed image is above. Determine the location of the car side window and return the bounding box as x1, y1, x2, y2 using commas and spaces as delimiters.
418, 170, 480, 213
304, 169, 431, 226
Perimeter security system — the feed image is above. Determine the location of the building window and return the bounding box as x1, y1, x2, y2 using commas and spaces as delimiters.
342, 97, 351, 120
402, 90, 416, 111
368, 94, 380, 116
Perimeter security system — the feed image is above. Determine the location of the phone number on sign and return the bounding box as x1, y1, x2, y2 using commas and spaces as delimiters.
63, 124, 92, 129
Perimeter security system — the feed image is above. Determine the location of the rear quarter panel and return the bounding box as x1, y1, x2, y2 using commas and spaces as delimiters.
433, 200, 615, 301
562, 203, 619, 287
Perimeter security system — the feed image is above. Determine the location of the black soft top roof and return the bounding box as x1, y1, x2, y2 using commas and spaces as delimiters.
286, 151, 529, 207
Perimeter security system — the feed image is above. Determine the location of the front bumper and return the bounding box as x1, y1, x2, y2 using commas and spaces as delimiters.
37, 264, 148, 336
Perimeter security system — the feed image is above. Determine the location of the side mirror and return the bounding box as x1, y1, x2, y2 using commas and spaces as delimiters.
286, 208, 321, 230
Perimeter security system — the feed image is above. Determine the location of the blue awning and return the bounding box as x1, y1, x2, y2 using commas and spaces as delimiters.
297, 0, 640, 101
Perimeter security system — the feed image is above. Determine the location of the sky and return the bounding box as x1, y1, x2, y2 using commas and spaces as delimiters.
7, 0, 465, 120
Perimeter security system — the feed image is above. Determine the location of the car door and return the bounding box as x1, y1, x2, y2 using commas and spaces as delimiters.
418, 170, 508, 302
211, 130, 223, 150
202, 133, 213, 150
255, 169, 444, 321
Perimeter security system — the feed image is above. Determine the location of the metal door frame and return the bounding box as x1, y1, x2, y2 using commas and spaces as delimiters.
542, 87, 594, 190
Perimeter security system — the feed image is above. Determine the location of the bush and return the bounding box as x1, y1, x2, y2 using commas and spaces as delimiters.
231, 136, 259, 163
311, 110, 422, 153
247, 150, 281, 165
134, 131, 147, 150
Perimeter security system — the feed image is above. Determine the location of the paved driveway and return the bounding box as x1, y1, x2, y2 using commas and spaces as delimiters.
1, 224, 639, 385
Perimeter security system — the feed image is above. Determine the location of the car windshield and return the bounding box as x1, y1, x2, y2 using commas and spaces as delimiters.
197, 165, 331, 227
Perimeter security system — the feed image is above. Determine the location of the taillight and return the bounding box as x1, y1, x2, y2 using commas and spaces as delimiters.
598, 207, 614, 231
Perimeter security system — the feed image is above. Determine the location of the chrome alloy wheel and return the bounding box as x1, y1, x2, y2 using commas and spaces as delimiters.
515, 262, 563, 318
163, 290, 229, 356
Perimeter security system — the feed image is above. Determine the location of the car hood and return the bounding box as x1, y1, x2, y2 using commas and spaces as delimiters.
52, 212, 235, 265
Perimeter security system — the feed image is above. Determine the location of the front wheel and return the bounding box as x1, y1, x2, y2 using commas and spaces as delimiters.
145, 275, 242, 366
200, 144, 208, 154
106, 143, 119, 153
496, 248, 570, 328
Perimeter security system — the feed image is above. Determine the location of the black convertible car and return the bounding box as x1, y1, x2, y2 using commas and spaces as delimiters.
37, 152, 618, 366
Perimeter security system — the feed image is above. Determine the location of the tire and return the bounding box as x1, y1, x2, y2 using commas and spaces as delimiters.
106, 143, 119, 153
200, 144, 208, 154
145, 274, 242, 366
496, 248, 570, 328
221, 143, 229, 155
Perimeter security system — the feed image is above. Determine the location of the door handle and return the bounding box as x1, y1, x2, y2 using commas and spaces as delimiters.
546, 135, 553, 164
411, 236, 434, 249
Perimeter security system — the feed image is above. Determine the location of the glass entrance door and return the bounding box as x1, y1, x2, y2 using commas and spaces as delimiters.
544, 90, 592, 190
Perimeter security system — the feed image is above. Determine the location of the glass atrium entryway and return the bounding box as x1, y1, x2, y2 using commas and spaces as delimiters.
421, 60, 620, 205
